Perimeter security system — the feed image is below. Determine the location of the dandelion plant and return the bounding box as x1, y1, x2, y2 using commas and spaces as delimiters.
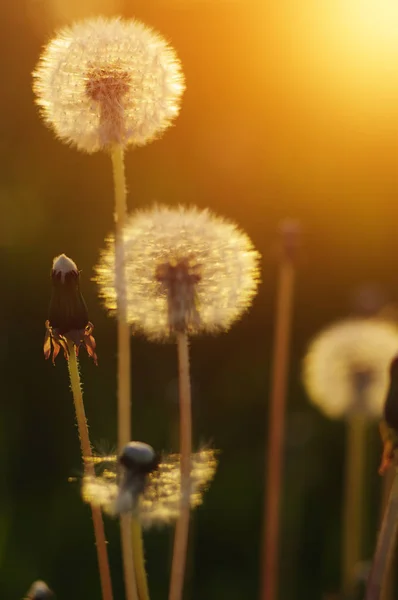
33, 17, 185, 600
95, 204, 260, 600
303, 318, 398, 597
43, 254, 113, 600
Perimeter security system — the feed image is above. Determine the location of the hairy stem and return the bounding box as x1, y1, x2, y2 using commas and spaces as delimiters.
66, 341, 113, 600
169, 332, 192, 600
261, 256, 295, 600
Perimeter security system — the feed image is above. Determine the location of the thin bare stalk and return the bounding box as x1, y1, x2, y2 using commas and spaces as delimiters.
365, 460, 398, 600
380, 466, 396, 600
110, 144, 140, 600
342, 416, 367, 596
132, 518, 150, 600
169, 331, 192, 600
260, 241, 296, 600
66, 340, 113, 600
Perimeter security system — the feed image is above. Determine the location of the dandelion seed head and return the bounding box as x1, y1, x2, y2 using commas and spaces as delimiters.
32, 16, 185, 152
82, 448, 218, 526
303, 318, 398, 419
25, 580, 54, 600
94, 205, 260, 339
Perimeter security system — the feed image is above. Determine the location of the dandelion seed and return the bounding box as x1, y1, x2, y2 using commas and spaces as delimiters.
94, 204, 260, 340
32, 16, 185, 152
82, 444, 218, 527
303, 318, 398, 419
43, 254, 97, 364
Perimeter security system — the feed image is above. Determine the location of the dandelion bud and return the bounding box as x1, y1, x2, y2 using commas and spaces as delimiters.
25, 580, 54, 599
44, 254, 97, 364
49, 254, 88, 334
119, 441, 159, 472
116, 441, 160, 514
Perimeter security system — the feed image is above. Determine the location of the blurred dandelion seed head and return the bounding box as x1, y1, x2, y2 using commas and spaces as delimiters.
82, 448, 218, 527
303, 318, 398, 419
94, 205, 260, 340
25, 580, 54, 600
32, 16, 185, 152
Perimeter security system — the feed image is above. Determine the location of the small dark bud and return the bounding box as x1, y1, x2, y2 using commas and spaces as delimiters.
116, 442, 160, 514
44, 254, 97, 364
119, 441, 160, 475
49, 254, 89, 334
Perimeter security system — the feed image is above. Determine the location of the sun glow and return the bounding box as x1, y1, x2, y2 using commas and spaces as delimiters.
346, 0, 398, 48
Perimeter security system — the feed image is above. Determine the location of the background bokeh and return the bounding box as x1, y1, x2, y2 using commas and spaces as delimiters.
2, 0, 398, 598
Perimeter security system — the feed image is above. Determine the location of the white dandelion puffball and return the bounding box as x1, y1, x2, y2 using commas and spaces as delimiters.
82, 449, 218, 527
303, 318, 398, 419
94, 204, 260, 339
32, 16, 185, 152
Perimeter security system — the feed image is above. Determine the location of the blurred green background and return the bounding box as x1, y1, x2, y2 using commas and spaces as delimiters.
2, 0, 398, 598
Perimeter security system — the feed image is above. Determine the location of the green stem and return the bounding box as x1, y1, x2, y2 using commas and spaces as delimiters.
66, 341, 114, 600
110, 144, 149, 600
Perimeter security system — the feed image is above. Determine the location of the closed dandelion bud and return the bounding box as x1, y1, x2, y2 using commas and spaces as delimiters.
116, 442, 160, 514
25, 580, 54, 599
44, 254, 97, 364
32, 16, 185, 153
94, 205, 260, 340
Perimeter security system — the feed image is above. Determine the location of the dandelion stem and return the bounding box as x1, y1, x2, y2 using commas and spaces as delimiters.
110, 144, 131, 450
66, 341, 113, 600
132, 518, 150, 600
261, 225, 296, 600
380, 466, 396, 600
365, 458, 398, 600
169, 331, 192, 600
110, 144, 148, 600
342, 415, 367, 596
